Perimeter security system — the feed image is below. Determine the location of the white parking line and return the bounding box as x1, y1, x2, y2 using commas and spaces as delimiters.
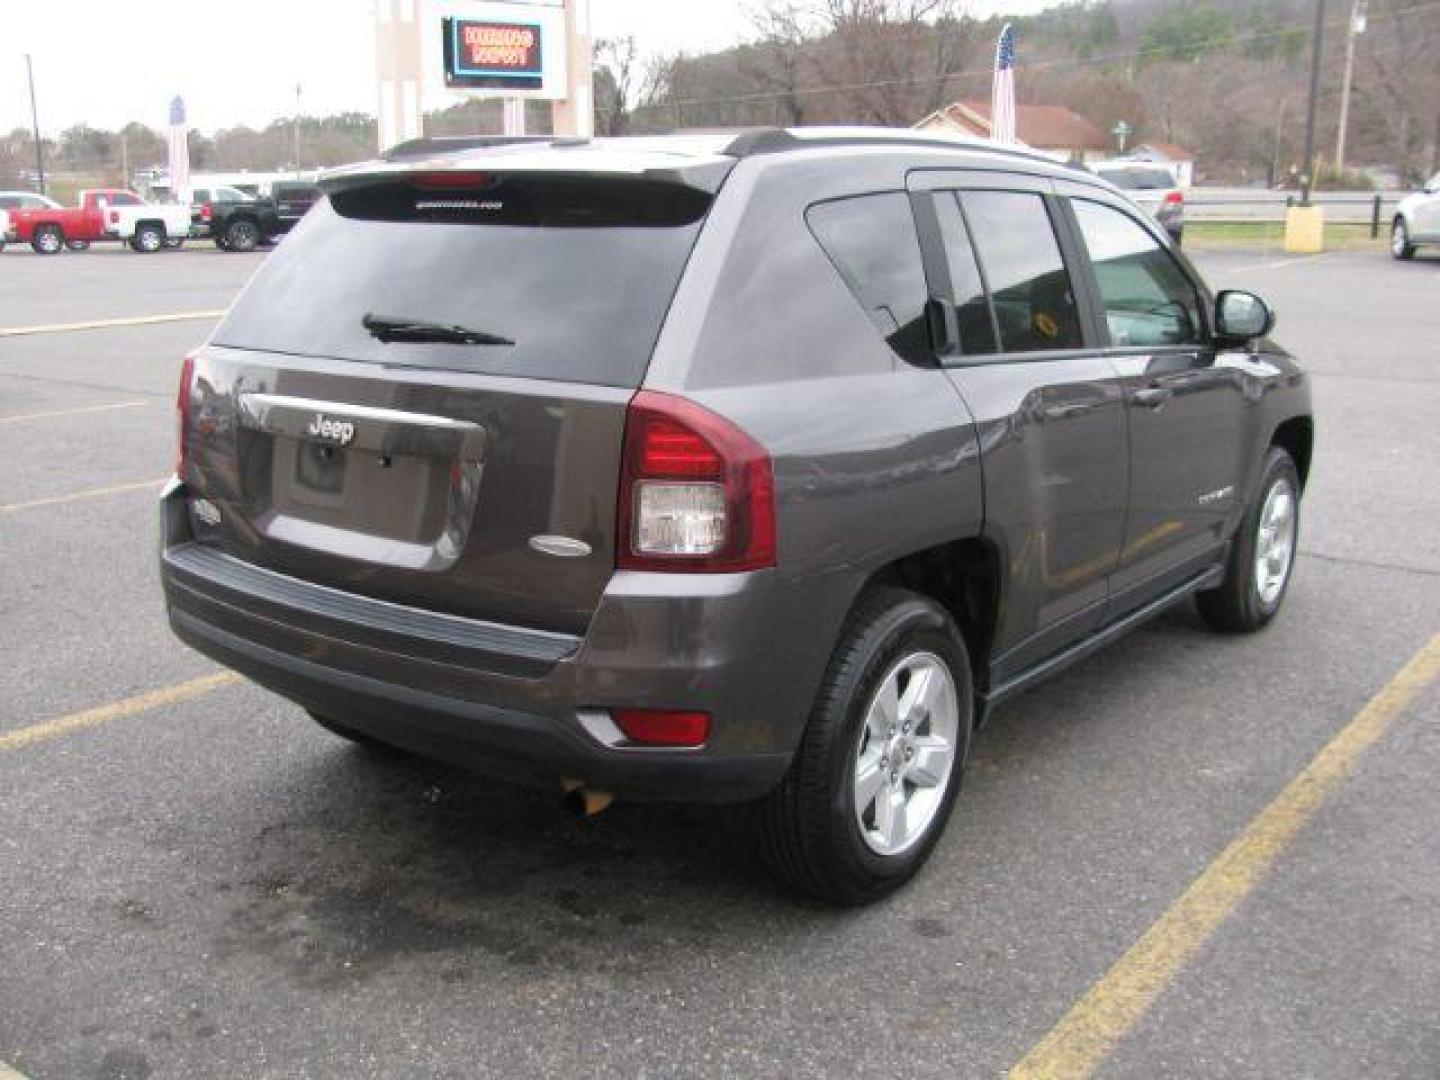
0, 311, 225, 337
0, 401, 146, 426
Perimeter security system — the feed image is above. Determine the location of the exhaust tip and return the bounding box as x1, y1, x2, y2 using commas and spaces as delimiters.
561, 782, 614, 818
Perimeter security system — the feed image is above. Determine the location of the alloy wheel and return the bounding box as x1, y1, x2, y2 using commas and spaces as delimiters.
852, 651, 960, 856
1254, 477, 1296, 605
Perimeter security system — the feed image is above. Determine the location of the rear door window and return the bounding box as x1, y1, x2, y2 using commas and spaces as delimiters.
931, 192, 998, 356
1071, 199, 1202, 347
806, 192, 930, 365
212, 174, 712, 388
960, 191, 1083, 353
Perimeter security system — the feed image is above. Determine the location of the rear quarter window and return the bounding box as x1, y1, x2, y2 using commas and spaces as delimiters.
806, 192, 931, 366
212, 175, 712, 388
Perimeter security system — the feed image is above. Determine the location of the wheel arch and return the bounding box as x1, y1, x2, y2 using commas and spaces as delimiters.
861, 536, 1002, 711
1269, 415, 1313, 489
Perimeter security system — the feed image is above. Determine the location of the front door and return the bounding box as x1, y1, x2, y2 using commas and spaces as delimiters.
917, 175, 1129, 679
1065, 194, 1248, 611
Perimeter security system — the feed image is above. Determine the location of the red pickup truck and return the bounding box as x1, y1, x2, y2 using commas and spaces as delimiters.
8, 189, 190, 254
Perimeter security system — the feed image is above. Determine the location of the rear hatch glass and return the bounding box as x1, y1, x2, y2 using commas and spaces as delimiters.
1097, 167, 1176, 191
212, 173, 712, 387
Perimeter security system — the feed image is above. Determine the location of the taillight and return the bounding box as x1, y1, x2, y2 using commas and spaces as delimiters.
200, 203, 212, 222
612, 709, 711, 748
176, 352, 196, 479
1164, 190, 1184, 206
617, 390, 775, 572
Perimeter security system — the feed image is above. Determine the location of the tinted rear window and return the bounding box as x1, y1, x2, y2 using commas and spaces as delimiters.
213, 174, 711, 387
806, 192, 930, 365
1098, 167, 1175, 190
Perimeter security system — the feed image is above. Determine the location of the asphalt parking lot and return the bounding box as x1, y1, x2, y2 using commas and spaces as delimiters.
1, 242, 1437, 1080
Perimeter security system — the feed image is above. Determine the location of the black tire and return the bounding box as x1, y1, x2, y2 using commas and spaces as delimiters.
31, 225, 64, 255
65, 239, 90, 252
1197, 447, 1301, 633
307, 710, 406, 755
224, 218, 260, 253
1390, 218, 1416, 260
758, 587, 973, 905
130, 223, 165, 253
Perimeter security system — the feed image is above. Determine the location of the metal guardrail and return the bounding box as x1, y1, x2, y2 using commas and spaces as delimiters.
1185, 189, 1403, 234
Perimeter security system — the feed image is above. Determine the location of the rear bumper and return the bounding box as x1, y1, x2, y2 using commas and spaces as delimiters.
159, 482, 802, 802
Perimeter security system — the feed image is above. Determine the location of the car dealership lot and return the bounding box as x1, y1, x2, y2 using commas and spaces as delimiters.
1, 247, 1437, 1079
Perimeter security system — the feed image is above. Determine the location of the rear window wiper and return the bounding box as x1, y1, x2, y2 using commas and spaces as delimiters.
362, 312, 514, 346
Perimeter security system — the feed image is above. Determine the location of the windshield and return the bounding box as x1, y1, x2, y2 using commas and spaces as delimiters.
213, 175, 712, 387
1098, 168, 1176, 191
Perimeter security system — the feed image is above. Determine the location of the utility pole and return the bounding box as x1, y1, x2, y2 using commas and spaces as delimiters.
25, 53, 46, 195
1334, 0, 1366, 173
1299, 0, 1327, 204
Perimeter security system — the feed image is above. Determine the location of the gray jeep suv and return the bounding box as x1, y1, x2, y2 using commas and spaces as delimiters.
161, 128, 1313, 903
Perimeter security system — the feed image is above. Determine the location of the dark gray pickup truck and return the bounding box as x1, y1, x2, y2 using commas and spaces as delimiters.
161, 129, 1312, 902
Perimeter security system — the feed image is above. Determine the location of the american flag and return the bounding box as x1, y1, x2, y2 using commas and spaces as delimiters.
991, 24, 1017, 145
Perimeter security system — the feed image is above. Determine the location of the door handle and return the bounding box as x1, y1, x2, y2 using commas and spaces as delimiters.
1132, 386, 1173, 409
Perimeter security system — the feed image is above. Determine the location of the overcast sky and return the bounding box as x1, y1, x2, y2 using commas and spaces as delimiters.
3, 0, 1055, 136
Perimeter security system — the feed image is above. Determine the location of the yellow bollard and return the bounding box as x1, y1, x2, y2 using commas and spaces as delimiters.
1283, 204, 1325, 253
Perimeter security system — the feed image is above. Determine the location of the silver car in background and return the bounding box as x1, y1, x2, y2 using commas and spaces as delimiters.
1391, 172, 1440, 259
1092, 161, 1186, 244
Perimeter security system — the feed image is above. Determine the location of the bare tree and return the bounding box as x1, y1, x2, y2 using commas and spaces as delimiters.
738, 3, 817, 125
594, 36, 674, 136
810, 0, 973, 127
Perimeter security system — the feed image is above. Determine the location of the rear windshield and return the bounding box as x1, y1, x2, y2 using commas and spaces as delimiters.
1097, 167, 1176, 191
213, 174, 712, 387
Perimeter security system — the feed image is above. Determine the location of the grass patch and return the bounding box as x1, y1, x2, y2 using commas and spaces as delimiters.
1185, 220, 1385, 250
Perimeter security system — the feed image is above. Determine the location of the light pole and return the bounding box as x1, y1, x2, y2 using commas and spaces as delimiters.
1298, 0, 1327, 204
25, 54, 46, 195
1334, 0, 1366, 173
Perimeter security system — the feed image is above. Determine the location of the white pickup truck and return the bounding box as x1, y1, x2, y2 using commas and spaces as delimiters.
84, 189, 192, 252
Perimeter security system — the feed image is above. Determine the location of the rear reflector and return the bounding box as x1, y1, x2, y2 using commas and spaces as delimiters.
1164, 190, 1184, 205
612, 709, 711, 748
176, 352, 196, 478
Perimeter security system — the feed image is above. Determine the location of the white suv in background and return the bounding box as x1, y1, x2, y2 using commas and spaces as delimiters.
1392, 173, 1440, 259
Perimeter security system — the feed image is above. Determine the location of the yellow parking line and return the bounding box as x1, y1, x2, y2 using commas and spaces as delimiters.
0, 672, 242, 753
1010, 631, 1440, 1080
0, 400, 146, 425
0, 310, 225, 337
1, 478, 166, 513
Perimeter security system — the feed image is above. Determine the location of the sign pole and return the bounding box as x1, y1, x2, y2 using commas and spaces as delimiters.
503, 98, 526, 135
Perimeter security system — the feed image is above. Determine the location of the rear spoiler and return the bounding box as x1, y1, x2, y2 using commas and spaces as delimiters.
321, 145, 735, 198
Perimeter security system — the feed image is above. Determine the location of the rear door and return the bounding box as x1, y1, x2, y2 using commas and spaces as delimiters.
1060, 187, 1247, 610
185, 170, 716, 635
913, 171, 1129, 679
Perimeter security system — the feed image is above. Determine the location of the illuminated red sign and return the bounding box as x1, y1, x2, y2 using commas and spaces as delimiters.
443, 17, 544, 90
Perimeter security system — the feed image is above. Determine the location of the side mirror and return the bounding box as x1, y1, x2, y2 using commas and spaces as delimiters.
1215, 290, 1274, 343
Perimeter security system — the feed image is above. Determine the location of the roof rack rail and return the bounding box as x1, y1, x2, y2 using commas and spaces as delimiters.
718, 126, 1058, 166
381, 135, 588, 162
